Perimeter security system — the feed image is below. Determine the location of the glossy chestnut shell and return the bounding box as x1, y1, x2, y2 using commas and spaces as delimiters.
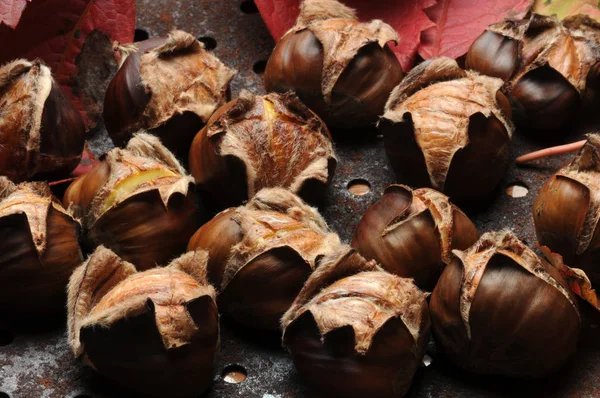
430, 231, 580, 377
187, 188, 340, 330
0, 178, 82, 316
282, 246, 430, 398
68, 248, 218, 398
188, 90, 336, 209
264, 0, 402, 129
352, 185, 478, 290
0, 59, 85, 182
534, 135, 600, 285
104, 30, 235, 157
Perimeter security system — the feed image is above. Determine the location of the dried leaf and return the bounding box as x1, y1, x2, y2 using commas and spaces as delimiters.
0, 0, 135, 127
255, 0, 435, 71
533, 0, 600, 22
419, 0, 532, 60
541, 245, 600, 311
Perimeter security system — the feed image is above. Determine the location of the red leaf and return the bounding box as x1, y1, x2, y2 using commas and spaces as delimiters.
418, 0, 531, 60
0, 0, 29, 28
0, 0, 135, 127
255, 0, 436, 71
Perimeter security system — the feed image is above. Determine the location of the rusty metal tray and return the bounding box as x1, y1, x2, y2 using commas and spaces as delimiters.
2, 1, 600, 397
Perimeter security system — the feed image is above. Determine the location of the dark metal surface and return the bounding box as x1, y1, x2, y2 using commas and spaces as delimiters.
1, 1, 600, 397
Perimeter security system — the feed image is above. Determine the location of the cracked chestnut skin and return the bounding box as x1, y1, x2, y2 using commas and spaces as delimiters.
264, 0, 403, 129
430, 231, 580, 378
0, 59, 85, 182
466, 13, 600, 135
282, 246, 430, 398
104, 31, 235, 158
534, 135, 600, 285
352, 185, 478, 290
188, 90, 336, 209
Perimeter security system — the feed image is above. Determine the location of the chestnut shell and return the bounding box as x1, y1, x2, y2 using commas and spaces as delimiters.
352, 185, 478, 290
265, 25, 403, 129
430, 232, 580, 377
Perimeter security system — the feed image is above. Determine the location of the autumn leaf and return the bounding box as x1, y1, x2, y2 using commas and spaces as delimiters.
0, 0, 135, 128
419, 0, 532, 60
533, 0, 600, 22
0, 0, 29, 28
540, 245, 600, 311
255, 0, 436, 71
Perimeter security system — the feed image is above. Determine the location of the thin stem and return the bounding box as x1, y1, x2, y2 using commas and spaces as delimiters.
516, 140, 586, 165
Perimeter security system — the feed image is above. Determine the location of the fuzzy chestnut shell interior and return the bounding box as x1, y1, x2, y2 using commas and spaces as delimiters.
103, 30, 236, 157
188, 90, 336, 208
534, 135, 600, 285
380, 57, 513, 202
188, 188, 340, 330
352, 185, 478, 291
63, 133, 198, 270
67, 247, 218, 398
0, 177, 82, 316
0, 59, 85, 182
466, 13, 600, 132
430, 230, 580, 378
264, 0, 403, 129
282, 246, 430, 398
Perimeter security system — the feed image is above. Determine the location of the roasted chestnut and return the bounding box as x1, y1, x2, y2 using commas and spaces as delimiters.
0, 177, 82, 316
380, 57, 513, 202
352, 185, 478, 290
282, 245, 430, 398
104, 30, 236, 157
68, 247, 218, 398
0, 59, 85, 182
264, 0, 403, 129
187, 188, 340, 330
188, 90, 336, 208
430, 230, 580, 377
63, 133, 198, 270
534, 134, 600, 285
466, 13, 600, 134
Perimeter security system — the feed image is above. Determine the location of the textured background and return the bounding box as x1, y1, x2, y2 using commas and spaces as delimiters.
1, 1, 600, 397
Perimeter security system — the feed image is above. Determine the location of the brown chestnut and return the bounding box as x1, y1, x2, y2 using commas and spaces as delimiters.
430, 230, 580, 377
0, 59, 85, 182
68, 247, 218, 398
352, 185, 478, 290
466, 13, 600, 135
188, 90, 336, 208
264, 0, 403, 129
104, 30, 236, 158
63, 133, 198, 270
187, 188, 340, 330
0, 177, 82, 316
380, 57, 513, 202
534, 134, 600, 285
282, 245, 430, 398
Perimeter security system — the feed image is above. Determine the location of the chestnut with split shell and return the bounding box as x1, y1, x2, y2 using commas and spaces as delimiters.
264, 0, 403, 130
352, 185, 478, 290
0, 59, 85, 182
282, 245, 430, 398
188, 90, 336, 209
187, 188, 340, 331
63, 133, 198, 270
466, 13, 600, 135
104, 30, 236, 158
430, 230, 580, 378
0, 177, 83, 316
380, 57, 513, 202
534, 134, 600, 285
67, 247, 218, 398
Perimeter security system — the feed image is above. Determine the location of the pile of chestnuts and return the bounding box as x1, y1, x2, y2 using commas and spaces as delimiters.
1, 0, 600, 396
